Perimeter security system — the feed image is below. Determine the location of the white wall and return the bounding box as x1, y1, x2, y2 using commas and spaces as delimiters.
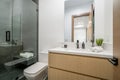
94, 0, 105, 40
65, 3, 92, 42
95, 0, 113, 44
104, 0, 113, 44
39, 0, 64, 62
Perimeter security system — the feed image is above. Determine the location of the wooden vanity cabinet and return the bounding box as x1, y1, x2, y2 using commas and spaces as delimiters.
48, 52, 113, 80
48, 68, 100, 80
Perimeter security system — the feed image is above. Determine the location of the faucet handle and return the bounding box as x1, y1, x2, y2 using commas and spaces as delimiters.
91, 40, 94, 47
77, 40, 79, 43
76, 40, 79, 49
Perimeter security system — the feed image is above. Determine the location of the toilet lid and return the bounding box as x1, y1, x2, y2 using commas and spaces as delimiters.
24, 62, 47, 75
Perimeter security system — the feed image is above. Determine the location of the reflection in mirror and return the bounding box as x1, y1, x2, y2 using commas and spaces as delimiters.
65, 0, 94, 43
72, 12, 94, 43
72, 14, 89, 42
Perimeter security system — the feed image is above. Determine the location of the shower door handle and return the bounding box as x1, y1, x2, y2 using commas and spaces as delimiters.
6, 31, 10, 42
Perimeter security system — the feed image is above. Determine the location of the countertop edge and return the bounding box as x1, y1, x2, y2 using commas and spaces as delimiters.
48, 49, 113, 59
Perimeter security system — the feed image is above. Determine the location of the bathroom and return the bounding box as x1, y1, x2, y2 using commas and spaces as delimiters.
0, 0, 120, 80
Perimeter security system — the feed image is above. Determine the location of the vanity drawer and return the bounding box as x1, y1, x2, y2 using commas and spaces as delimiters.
48, 68, 100, 80
49, 53, 113, 80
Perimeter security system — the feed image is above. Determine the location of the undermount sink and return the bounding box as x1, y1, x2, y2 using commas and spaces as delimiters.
50, 47, 92, 53
65, 48, 91, 52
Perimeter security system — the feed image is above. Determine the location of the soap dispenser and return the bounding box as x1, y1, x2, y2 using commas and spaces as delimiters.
82, 42, 85, 49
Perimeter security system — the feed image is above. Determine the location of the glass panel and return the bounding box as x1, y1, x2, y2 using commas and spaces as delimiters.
0, 0, 38, 80
0, 0, 12, 43
12, 0, 22, 44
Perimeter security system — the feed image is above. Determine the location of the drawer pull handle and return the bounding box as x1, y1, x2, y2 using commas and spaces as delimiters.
108, 57, 118, 66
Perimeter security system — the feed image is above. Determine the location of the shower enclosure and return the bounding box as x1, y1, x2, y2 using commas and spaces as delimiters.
0, 0, 38, 80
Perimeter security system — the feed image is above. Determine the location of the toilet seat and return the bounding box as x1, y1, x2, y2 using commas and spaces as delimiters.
24, 62, 48, 77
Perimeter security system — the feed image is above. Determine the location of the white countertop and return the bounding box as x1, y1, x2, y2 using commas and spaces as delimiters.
48, 47, 113, 59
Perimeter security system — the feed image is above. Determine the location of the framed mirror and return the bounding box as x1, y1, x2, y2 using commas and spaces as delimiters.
64, 0, 113, 45
64, 0, 94, 43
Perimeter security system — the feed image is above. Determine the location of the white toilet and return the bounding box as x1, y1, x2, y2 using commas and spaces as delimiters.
24, 62, 48, 80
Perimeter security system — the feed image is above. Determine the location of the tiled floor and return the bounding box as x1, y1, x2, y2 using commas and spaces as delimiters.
0, 64, 26, 80
0, 64, 48, 80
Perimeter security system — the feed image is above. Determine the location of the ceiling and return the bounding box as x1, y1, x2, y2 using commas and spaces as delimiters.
65, 0, 94, 8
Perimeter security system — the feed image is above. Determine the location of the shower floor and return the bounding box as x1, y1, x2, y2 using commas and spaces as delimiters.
0, 64, 27, 80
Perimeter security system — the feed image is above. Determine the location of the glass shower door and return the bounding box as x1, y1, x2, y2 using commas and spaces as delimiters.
0, 0, 38, 80
0, 0, 12, 43
0, 0, 23, 80
12, 0, 22, 44
0, 0, 12, 68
